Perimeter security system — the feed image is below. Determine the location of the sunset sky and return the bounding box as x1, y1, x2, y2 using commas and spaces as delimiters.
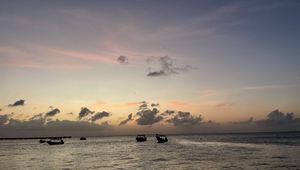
1, 0, 300, 137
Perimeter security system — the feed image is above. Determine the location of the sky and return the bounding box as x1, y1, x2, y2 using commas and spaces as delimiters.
1, 0, 300, 137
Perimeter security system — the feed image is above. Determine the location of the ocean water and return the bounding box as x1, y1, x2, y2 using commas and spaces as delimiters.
1, 132, 300, 170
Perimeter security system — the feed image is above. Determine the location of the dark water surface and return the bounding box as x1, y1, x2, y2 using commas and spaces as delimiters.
1, 132, 300, 169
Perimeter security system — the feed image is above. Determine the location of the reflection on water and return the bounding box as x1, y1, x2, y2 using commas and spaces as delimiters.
1, 133, 300, 169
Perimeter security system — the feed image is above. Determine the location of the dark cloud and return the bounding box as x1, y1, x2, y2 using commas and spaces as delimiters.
8, 99, 25, 107
0, 117, 112, 138
90, 111, 110, 122
146, 56, 192, 77
147, 70, 166, 77
225, 110, 300, 132
0, 114, 9, 125
45, 108, 61, 117
161, 110, 176, 117
166, 111, 202, 127
231, 117, 254, 124
117, 55, 128, 64
78, 107, 94, 119
136, 108, 163, 125
262, 109, 297, 125
29, 113, 44, 121
119, 113, 133, 126
151, 103, 160, 107
139, 101, 148, 110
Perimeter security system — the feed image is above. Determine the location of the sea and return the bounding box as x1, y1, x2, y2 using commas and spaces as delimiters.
1, 132, 300, 170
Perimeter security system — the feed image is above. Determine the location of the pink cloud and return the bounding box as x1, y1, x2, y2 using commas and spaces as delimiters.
242, 85, 286, 91
215, 102, 234, 108
40, 46, 117, 64
0, 46, 91, 70
169, 100, 188, 107
126, 102, 141, 106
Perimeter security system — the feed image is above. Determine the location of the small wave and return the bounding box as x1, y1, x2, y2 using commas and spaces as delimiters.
119, 157, 134, 160
272, 156, 288, 159
152, 158, 168, 162
176, 139, 261, 148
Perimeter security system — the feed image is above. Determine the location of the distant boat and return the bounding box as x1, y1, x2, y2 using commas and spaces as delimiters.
136, 135, 147, 142
39, 139, 48, 143
47, 139, 64, 145
80, 137, 86, 140
156, 134, 168, 143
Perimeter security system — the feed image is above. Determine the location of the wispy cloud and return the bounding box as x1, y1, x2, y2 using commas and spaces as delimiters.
40, 46, 117, 64
198, 90, 220, 97
215, 102, 234, 108
242, 85, 290, 91
0, 45, 91, 70
169, 100, 188, 107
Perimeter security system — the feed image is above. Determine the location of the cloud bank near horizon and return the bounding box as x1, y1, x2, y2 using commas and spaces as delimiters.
1, 100, 300, 137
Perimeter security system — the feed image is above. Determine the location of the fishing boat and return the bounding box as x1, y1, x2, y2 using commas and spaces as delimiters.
39, 139, 48, 143
156, 134, 168, 143
47, 138, 64, 145
80, 137, 86, 140
136, 135, 147, 142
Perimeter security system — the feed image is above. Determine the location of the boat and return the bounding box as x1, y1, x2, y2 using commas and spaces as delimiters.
39, 139, 48, 143
47, 138, 64, 145
136, 135, 147, 142
156, 134, 168, 143
80, 137, 86, 140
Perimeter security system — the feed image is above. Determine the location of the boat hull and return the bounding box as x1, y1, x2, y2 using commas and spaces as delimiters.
47, 141, 64, 145
156, 134, 168, 143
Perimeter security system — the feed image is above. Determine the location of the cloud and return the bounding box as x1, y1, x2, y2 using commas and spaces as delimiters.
215, 102, 234, 108
242, 85, 291, 91
262, 109, 296, 125
90, 111, 110, 122
0, 108, 2, 111
227, 110, 300, 132
117, 55, 128, 64
151, 103, 160, 107
0, 114, 9, 125
169, 100, 187, 107
136, 108, 163, 125
45, 108, 61, 117
231, 117, 254, 124
126, 102, 141, 106
78, 107, 95, 119
41, 46, 117, 64
0, 46, 91, 70
161, 110, 176, 117
8, 99, 25, 107
119, 113, 133, 125
0, 117, 112, 138
29, 113, 44, 121
139, 101, 148, 110
146, 56, 192, 77
166, 111, 202, 127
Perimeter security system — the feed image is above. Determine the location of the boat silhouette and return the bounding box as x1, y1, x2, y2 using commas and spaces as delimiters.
80, 137, 86, 140
156, 134, 168, 143
39, 139, 48, 143
136, 135, 147, 142
47, 138, 64, 145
